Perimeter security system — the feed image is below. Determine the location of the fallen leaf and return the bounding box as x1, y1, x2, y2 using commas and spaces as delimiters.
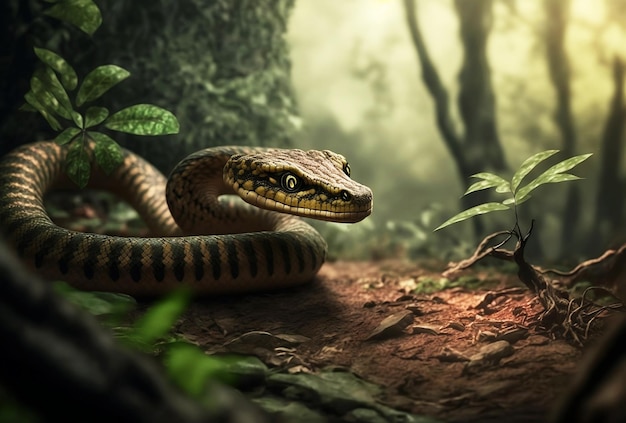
365, 310, 414, 341
411, 324, 441, 335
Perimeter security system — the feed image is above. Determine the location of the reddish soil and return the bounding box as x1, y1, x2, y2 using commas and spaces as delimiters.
176, 259, 587, 423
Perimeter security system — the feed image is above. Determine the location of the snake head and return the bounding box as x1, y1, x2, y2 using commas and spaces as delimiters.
224, 149, 373, 223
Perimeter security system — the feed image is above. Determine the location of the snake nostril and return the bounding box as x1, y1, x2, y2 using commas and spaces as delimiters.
340, 190, 351, 202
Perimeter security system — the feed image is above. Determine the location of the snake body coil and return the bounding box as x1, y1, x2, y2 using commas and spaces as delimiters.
0, 142, 372, 295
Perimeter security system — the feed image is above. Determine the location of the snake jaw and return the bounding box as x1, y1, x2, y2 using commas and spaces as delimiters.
224, 149, 373, 223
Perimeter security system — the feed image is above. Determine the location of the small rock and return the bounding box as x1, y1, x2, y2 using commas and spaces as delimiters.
477, 330, 497, 342
495, 327, 528, 344
527, 334, 550, 346
469, 340, 514, 362
435, 346, 469, 362
464, 340, 514, 374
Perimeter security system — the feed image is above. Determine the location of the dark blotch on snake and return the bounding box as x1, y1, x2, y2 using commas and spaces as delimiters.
171, 242, 186, 281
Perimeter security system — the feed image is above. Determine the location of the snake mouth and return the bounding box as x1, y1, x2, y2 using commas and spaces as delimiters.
234, 187, 373, 223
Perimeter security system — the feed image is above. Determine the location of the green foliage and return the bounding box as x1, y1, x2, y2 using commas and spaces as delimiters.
164, 345, 240, 397
125, 289, 191, 350
43, 0, 102, 36
54, 282, 137, 317
22, 2, 181, 187
24, 50, 179, 187
75, 65, 129, 107
435, 150, 592, 231
57, 284, 250, 398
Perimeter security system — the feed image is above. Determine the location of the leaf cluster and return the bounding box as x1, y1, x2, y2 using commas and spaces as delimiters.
22, 1, 180, 187
24, 49, 180, 187
59, 286, 240, 397
435, 150, 592, 231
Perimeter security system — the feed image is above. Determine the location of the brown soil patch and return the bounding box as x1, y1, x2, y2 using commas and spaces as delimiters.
176, 259, 586, 423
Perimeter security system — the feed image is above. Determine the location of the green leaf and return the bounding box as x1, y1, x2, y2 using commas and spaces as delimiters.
56, 282, 136, 316
435, 202, 510, 231
165, 344, 237, 396
44, 0, 102, 36
85, 106, 109, 128
33, 47, 78, 90
515, 173, 584, 204
66, 140, 91, 187
31, 70, 71, 120
465, 172, 510, 196
29, 74, 63, 115
24, 90, 62, 131
20, 103, 38, 112
105, 104, 180, 135
31, 67, 82, 127
54, 127, 81, 145
511, 150, 559, 193
76, 65, 130, 106
515, 154, 592, 203
90, 132, 124, 174
72, 111, 84, 128
129, 289, 190, 347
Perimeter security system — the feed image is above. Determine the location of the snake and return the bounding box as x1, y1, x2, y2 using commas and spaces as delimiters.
0, 141, 372, 296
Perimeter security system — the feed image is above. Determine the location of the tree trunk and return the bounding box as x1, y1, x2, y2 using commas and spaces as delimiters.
403, 0, 507, 237
454, 0, 506, 174
0, 0, 299, 172
543, 0, 581, 254
592, 57, 626, 251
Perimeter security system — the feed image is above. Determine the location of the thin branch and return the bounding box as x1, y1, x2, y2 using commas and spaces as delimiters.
442, 230, 514, 278
402, 0, 465, 172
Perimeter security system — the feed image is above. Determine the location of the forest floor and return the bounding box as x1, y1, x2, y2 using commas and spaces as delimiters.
170, 259, 590, 423
50, 200, 601, 423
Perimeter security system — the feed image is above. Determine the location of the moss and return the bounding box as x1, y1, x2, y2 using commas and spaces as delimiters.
1, 0, 299, 171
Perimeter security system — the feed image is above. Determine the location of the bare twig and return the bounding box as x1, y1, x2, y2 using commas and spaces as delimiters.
442, 231, 513, 278
442, 228, 624, 346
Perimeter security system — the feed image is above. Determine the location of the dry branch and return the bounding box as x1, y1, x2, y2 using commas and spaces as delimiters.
442, 228, 625, 345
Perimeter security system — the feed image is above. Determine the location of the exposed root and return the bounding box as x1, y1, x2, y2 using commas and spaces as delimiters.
443, 223, 625, 346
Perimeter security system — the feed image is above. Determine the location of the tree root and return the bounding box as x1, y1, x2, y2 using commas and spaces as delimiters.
443, 223, 625, 346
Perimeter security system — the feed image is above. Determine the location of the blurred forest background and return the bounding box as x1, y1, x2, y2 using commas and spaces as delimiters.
1, 0, 625, 265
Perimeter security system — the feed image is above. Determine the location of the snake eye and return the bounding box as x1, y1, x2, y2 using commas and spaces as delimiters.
281, 172, 301, 192
343, 163, 351, 177
341, 190, 351, 201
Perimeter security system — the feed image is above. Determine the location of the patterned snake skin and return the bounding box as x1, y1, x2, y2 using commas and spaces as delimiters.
0, 142, 372, 295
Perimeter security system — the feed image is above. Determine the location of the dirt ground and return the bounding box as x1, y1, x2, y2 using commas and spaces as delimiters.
48, 201, 598, 422
174, 259, 589, 423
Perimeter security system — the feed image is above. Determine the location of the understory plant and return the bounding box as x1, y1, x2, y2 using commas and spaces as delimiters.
436, 150, 623, 345
23, 0, 179, 187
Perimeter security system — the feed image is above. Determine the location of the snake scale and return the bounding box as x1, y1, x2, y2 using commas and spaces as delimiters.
0, 142, 372, 295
